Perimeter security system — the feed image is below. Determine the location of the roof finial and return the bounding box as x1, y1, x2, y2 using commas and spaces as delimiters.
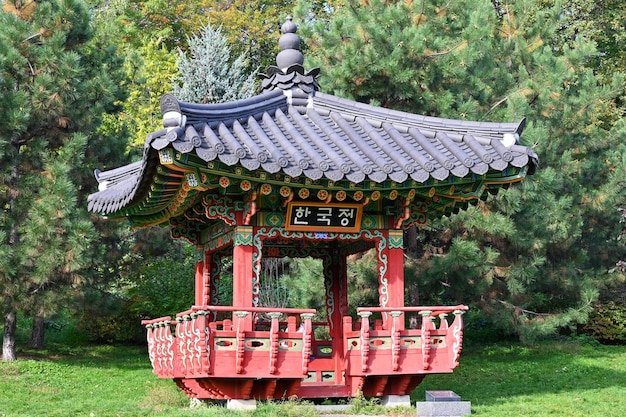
259, 15, 320, 94
276, 16, 304, 69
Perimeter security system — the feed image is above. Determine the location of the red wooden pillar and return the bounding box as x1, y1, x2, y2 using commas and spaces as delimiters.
194, 255, 205, 307
381, 229, 405, 330
233, 225, 254, 329
324, 247, 347, 341
324, 245, 348, 383
194, 249, 213, 306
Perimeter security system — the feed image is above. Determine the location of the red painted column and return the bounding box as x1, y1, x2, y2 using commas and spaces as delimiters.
201, 250, 213, 306
324, 247, 348, 340
381, 229, 405, 330
194, 253, 205, 307
324, 245, 348, 383
233, 225, 254, 329
195, 249, 217, 306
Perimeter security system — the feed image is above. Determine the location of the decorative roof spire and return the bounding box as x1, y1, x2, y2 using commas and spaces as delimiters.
259, 16, 320, 94
276, 16, 304, 69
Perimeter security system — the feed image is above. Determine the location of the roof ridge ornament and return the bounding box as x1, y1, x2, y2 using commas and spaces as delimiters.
160, 94, 185, 129
259, 16, 320, 95
277, 16, 303, 69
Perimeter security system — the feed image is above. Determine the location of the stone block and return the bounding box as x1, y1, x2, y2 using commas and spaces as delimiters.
381, 394, 411, 407
425, 390, 462, 402
315, 404, 351, 413
416, 401, 471, 416
227, 399, 257, 410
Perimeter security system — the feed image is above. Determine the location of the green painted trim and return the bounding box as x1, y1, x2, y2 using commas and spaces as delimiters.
388, 230, 404, 249
235, 226, 254, 246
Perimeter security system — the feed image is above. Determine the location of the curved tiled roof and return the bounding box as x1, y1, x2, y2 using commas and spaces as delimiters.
87, 16, 537, 225
88, 87, 537, 217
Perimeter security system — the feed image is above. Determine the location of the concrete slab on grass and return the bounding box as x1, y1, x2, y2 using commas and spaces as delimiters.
416, 400, 471, 416
425, 390, 462, 402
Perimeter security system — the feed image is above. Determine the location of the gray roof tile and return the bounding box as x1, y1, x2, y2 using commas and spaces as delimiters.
87, 19, 537, 221
88, 86, 538, 216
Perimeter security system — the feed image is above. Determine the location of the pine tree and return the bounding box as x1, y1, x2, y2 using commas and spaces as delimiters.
173, 23, 257, 104
556, 0, 626, 83
298, 0, 626, 340
0, 0, 125, 359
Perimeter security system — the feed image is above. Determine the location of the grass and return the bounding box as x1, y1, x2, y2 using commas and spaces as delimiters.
412, 339, 626, 417
0, 339, 625, 417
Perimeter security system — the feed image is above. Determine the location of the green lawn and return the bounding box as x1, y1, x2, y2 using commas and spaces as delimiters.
1, 340, 625, 417
413, 341, 626, 417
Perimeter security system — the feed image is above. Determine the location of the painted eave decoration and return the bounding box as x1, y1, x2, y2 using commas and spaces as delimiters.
87, 18, 538, 231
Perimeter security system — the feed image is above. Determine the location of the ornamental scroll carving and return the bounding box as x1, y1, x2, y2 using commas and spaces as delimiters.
252, 227, 388, 307
203, 194, 236, 226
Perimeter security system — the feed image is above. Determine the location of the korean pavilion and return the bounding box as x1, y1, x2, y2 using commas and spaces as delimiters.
88, 16, 537, 408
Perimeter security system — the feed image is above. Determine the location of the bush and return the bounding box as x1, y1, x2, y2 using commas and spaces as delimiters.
460, 308, 518, 345
581, 302, 626, 344
75, 294, 146, 344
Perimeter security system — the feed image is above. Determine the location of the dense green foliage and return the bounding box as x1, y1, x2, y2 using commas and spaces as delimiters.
581, 283, 626, 344
3, 0, 626, 354
173, 24, 257, 103
296, 0, 626, 341
581, 302, 626, 344
77, 237, 198, 344
0, 0, 126, 359
557, 0, 626, 84
92, 0, 290, 149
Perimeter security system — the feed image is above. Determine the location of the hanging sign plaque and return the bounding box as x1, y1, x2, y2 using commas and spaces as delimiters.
285, 202, 363, 233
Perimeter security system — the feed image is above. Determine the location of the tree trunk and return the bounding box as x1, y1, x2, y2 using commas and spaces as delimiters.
29, 315, 45, 349
2, 311, 17, 361
404, 225, 419, 257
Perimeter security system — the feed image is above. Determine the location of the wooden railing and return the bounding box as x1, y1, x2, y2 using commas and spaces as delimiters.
143, 306, 316, 378
143, 305, 467, 379
344, 305, 468, 375
142, 316, 175, 377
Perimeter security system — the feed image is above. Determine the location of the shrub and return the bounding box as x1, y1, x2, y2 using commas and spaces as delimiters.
581, 302, 626, 344
461, 308, 518, 345
75, 294, 145, 344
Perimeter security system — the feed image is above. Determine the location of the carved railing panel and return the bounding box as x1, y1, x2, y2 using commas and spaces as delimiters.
146, 306, 317, 379
144, 305, 466, 381
141, 316, 175, 377
347, 305, 468, 375
173, 309, 211, 377
301, 313, 315, 375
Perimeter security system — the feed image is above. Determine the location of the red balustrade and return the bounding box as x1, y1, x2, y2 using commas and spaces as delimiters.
142, 304, 467, 400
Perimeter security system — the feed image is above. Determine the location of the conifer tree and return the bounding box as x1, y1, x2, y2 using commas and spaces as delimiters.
0, 0, 125, 359
298, 0, 626, 340
173, 23, 257, 104
556, 0, 626, 83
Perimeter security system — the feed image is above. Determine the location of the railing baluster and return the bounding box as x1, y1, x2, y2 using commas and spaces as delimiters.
234, 311, 249, 374
301, 313, 315, 375
268, 312, 282, 374
390, 311, 402, 371
358, 311, 372, 373
184, 315, 193, 371
145, 324, 156, 372
191, 312, 202, 373
155, 323, 164, 374
438, 313, 448, 330
175, 316, 185, 375
164, 321, 174, 375
450, 310, 465, 367
419, 310, 433, 370
196, 310, 210, 374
